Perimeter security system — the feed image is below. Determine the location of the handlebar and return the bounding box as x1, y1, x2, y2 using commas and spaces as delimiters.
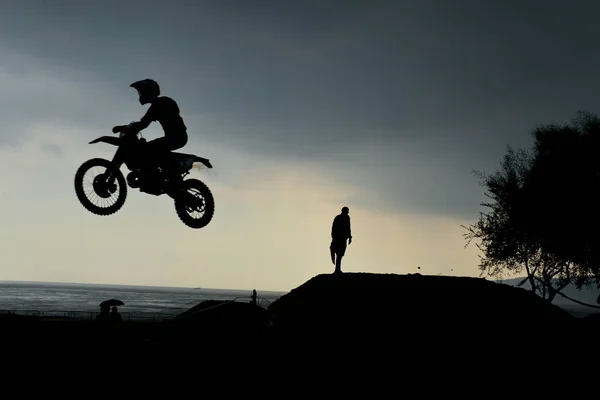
113, 122, 139, 138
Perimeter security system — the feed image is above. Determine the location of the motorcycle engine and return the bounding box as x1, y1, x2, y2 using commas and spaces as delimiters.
135, 167, 169, 193
126, 172, 140, 188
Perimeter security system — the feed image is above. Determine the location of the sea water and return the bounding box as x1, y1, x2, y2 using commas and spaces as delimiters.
0, 281, 286, 320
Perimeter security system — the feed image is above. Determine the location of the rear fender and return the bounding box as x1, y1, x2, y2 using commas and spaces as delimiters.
175, 156, 213, 170
193, 156, 212, 169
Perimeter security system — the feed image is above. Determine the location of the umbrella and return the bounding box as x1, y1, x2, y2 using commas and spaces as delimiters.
100, 299, 125, 308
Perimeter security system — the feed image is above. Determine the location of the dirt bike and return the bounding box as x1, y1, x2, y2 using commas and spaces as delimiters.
73, 122, 215, 229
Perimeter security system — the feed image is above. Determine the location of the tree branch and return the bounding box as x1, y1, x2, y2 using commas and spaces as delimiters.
555, 290, 600, 310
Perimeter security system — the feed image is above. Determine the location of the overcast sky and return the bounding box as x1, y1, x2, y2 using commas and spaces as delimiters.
0, 0, 599, 292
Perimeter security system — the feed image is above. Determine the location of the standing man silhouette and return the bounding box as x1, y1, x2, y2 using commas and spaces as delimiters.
330, 206, 352, 274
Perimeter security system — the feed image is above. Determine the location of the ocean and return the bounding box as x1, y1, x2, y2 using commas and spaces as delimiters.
0, 281, 286, 321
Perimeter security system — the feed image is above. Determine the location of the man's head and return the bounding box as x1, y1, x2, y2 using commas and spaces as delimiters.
130, 79, 160, 105
341, 206, 349, 215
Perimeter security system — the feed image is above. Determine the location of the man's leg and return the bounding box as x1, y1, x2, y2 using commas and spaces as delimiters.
330, 242, 336, 265
334, 254, 343, 274
332, 238, 347, 274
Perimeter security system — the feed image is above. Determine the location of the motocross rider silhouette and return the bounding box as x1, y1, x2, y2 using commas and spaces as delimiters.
109, 79, 188, 182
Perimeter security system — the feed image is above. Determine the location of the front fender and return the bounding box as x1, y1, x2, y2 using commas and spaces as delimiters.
89, 136, 121, 146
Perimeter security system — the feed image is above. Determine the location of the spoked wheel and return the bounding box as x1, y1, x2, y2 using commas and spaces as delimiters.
74, 158, 127, 216
174, 178, 215, 229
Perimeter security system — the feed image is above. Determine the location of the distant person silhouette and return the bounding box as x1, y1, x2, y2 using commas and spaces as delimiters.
110, 79, 188, 180
110, 306, 123, 324
95, 303, 111, 323
330, 206, 352, 274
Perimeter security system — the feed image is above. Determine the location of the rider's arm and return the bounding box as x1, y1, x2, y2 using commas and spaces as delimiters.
130, 117, 151, 132
130, 104, 157, 132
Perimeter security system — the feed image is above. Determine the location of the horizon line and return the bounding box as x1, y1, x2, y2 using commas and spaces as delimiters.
0, 279, 288, 294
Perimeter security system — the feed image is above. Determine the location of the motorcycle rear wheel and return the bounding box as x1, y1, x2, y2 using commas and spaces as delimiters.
174, 178, 215, 229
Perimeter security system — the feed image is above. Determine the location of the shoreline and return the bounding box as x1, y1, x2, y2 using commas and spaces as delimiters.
2, 299, 598, 321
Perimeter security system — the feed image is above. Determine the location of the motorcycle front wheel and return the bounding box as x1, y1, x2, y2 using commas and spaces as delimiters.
74, 158, 128, 216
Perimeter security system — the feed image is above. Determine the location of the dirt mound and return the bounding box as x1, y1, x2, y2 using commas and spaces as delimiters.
267, 272, 575, 338
170, 299, 268, 337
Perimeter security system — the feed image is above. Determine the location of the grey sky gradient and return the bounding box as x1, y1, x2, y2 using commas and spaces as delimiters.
5, 0, 598, 220
1, 1, 600, 290
3, 1, 600, 219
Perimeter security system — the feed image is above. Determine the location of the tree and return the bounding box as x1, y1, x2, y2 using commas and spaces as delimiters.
463, 146, 577, 302
521, 111, 600, 284
463, 109, 600, 303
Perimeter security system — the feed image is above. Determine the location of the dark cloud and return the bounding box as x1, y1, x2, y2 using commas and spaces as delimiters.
1, 0, 600, 219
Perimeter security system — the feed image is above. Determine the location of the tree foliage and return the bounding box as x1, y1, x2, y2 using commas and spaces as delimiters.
523, 111, 600, 279
464, 111, 600, 302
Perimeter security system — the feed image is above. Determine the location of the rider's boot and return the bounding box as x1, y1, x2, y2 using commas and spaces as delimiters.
163, 163, 181, 190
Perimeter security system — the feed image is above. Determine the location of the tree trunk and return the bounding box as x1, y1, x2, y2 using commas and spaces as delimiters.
525, 265, 537, 294
547, 287, 557, 303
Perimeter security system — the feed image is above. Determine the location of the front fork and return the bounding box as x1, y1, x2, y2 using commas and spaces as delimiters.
104, 144, 128, 184
105, 137, 142, 184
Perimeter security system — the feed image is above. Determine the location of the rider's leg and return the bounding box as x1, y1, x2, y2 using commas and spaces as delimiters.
143, 137, 171, 163
144, 135, 189, 185
146, 134, 187, 168
165, 133, 188, 152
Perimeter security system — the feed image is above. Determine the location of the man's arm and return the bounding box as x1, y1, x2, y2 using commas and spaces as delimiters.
347, 217, 352, 243
331, 217, 337, 238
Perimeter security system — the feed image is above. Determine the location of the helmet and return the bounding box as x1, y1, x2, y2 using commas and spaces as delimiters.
130, 79, 160, 105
